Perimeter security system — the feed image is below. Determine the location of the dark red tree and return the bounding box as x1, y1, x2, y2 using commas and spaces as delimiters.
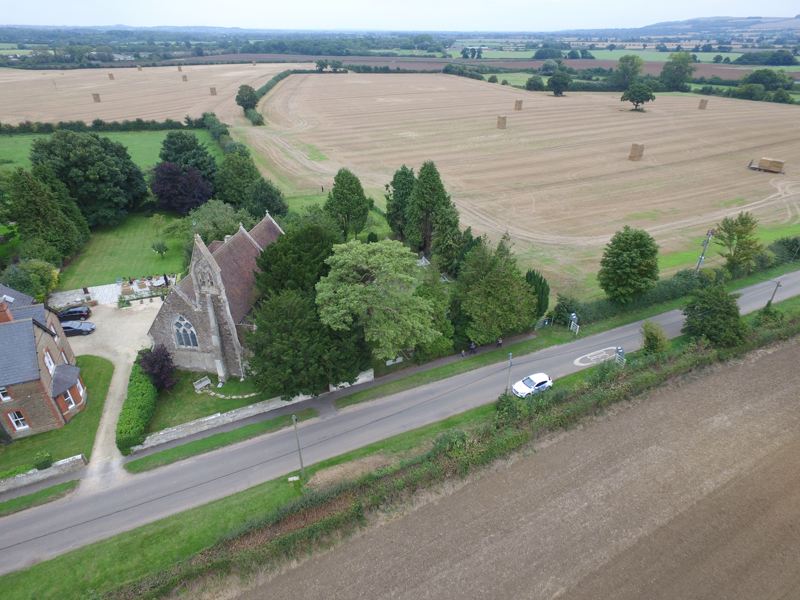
138, 344, 177, 390
150, 162, 212, 215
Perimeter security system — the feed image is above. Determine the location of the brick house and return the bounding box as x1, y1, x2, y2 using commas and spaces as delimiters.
148, 214, 283, 382
0, 284, 86, 441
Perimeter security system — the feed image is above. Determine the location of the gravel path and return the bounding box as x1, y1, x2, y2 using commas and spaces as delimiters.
236, 338, 800, 600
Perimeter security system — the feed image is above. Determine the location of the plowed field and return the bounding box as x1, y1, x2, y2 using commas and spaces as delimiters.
255, 73, 800, 288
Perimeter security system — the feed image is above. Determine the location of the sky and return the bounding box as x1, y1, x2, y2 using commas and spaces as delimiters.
0, 0, 798, 31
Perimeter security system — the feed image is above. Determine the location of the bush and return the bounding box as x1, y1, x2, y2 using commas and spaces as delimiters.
641, 320, 669, 355
138, 345, 177, 391
32, 450, 53, 470
525, 75, 545, 91
769, 236, 800, 264
0, 259, 59, 302
115, 364, 158, 454
244, 108, 265, 126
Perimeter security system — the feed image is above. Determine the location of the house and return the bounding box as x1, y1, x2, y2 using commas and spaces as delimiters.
148, 214, 283, 381
0, 284, 86, 440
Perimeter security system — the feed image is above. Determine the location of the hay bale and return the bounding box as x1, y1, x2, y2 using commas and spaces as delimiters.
182, 74, 188, 82
698, 99, 708, 110
137, 65, 142, 71
107, 72, 115, 81
177, 65, 183, 72
757, 157, 785, 173
92, 93, 101, 103
251, 61, 256, 66
496, 115, 507, 129
629, 143, 645, 161
514, 99, 523, 111
210, 86, 217, 96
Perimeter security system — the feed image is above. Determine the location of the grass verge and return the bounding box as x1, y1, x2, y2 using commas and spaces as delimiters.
0, 480, 79, 518
0, 356, 113, 477
127, 409, 318, 473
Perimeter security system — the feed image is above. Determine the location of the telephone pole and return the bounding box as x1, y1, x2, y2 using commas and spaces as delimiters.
695, 229, 715, 273
291, 414, 305, 481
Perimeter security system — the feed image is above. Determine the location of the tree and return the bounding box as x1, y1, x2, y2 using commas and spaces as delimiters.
158, 131, 217, 184
682, 284, 746, 347
525, 75, 545, 91
324, 168, 370, 238
235, 84, 258, 110
0, 259, 58, 302
547, 71, 572, 96
138, 345, 176, 390
460, 47, 470, 59
742, 69, 793, 91
150, 162, 212, 215
534, 47, 563, 60
30, 130, 146, 227
714, 211, 763, 276
412, 270, 454, 362
315, 59, 329, 72
249, 289, 368, 399
384, 165, 415, 241
405, 161, 459, 258
567, 49, 580, 59
597, 225, 660, 303
621, 82, 656, 110
713, 54, 723, 63
185, 199, 255, 244
256, 220, 341, 296
525, 269, 550, 320
610, 54, 644, 90
487, 75, 498, 83
244, 178, 288, 219
540, 59, 559, 75
455, 236, 537, 344
315, 240, 439, 360
215, 148, 262, 207
660, 52, 695, 91
641, 320, 669, 354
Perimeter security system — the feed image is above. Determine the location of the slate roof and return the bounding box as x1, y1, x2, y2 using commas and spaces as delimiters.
0, 284, 34, 307
207, 240, 224, 253
0, 320, 39, 387
214, 229, 263, 324
248, 214, 283, 248
10, 304, 47, 327
51, 364, 81, 398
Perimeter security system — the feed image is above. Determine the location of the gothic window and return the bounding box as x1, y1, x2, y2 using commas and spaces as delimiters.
174, 316, 199, 348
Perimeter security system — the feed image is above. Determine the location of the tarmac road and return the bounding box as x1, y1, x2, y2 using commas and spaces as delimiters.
0, 271, 798, 575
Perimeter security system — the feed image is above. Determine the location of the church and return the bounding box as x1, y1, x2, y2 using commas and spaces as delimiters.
148, 214, 283, 381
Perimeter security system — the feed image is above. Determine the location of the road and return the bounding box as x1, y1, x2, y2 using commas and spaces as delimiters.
0, 272, 798, 575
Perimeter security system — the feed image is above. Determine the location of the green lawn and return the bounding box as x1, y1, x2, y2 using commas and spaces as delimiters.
0, 129, 222, 173
0, 356, 113, 477
0, 480, 78, 517
127, 408, 318, 473
486, 72, 533, 86
57, 213, 186, 290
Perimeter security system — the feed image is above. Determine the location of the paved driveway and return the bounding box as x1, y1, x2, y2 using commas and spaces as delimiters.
69, 301, 161, 493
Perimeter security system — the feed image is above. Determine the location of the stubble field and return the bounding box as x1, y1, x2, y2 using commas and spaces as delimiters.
254, 73, 800, 291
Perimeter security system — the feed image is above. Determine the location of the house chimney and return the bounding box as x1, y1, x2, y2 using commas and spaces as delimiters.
0, 301, 13, 323
224, 235, 231, 243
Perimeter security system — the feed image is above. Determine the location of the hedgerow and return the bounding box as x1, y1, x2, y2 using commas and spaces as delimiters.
115, 364, 157, 454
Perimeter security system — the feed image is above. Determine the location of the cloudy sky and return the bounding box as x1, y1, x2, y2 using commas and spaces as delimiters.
1, 0, 798, 31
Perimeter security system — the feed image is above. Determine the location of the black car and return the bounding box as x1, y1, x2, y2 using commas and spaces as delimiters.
61, 321, 96, 336
57, 306, 91, 322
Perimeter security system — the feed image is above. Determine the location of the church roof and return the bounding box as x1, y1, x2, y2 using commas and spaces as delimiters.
248, 214, 283, 248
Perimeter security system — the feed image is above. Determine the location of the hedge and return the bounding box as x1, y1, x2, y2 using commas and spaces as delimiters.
244, 108, 264, 126
0, 117, 204, 135
115, 363, 158, 454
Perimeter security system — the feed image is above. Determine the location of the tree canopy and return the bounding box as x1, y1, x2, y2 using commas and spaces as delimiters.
597, 225, 660, 303
235, 85, 258, 110
714, 211, 763, 276
385, 165, 415, 241
324, 168, 370, 239
525, 75, 545, 91
183, 199, 255, 245
660, 52, 695, 91
682, 284, 746, 347
547, 71, 572, 96
405, 161, 460, 265
621, 82, 656, 110
610, 54, 644, 90
0, 259, 59, 302
215, 147, 262, 207
150, 162, 212, 215
244, 178, 288, 220
158, 131, 217, 184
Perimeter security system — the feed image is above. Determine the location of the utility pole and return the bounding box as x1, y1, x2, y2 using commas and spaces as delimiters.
505, 352, 513, 393
695, 229, 715, 273
291, 414, 305, 481
768, 280, 782, 306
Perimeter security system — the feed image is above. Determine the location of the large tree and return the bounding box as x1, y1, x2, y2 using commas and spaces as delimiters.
454, 236, 537, 344
621, 82, 656, 110
249, 289, 368, 400
180, 199, 255, 245
30, 130, 147, 227
525, 269, 550, 320
244, 178, 288, 220
547, 71, 572, 96
682, 284, 746, 347
235, 84, 258, 110
597, 225, 660, 303
150, 162, 212, 215
159, 131, 217, 184
324, 168, 370, 239
714, 211, 763, 276
385, 165, 415, 241
660, 52, 695, 91
315, 240, 439, 360
412, 270, 455, 362
405, 161, 460, 260
0, 259, 59, 302
215, 147, 262, 207
610, 54, 644, 90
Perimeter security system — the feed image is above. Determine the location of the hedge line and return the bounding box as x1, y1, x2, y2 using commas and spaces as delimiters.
244, 108, 264, 126
115, 364, 157, 454
0, 117, 205, 135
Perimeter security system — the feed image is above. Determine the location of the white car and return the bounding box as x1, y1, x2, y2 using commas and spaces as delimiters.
512, 372, 553, 398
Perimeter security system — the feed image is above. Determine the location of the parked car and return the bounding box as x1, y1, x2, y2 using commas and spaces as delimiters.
512, 372, 553, 398
61, 321, 96, 336
57, 306, 91, 322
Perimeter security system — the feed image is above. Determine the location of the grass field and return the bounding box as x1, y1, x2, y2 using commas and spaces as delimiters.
0, 356, 113, 476
0, 128, 222, 173
57, 213, 186, 290
0, 481, 78, 517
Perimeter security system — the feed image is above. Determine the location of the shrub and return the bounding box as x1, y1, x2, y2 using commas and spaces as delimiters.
487, 75, 498, 83
138, 345, 177, 391
32, 450, 53, 470
682, 284, 747, 348
769, 236, 800, 264
115, 364, 158, 454
641, 320, 669, 355
525, 75, 545, 91
244, 108, 265, 126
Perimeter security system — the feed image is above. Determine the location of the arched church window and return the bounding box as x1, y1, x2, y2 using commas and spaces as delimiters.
174, 315, 198, 348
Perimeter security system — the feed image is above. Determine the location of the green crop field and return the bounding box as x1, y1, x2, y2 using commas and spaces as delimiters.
0, 129, 222, 173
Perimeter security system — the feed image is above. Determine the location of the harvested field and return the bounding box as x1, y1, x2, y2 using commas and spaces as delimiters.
0, 63, 312, 125
254, 73, 800, 289
236, 338, 800, 600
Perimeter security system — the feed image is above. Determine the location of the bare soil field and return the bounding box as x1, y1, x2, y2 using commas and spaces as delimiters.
232, 338, 800, 600
0, 63, 312, 125
253, 73, 800, 286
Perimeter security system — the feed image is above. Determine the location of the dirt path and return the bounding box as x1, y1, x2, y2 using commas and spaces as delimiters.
232, 338, 800, 600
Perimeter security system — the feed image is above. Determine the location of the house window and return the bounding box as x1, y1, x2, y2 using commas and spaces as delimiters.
61, 351, 68, 364
0, 387, 11, 402
50, 325, 60, 344
9, 411, 27, 431
44, 350, 55, 375
77, 379, 85, 400
174, 316, 198, 348
64, 389, 75, 409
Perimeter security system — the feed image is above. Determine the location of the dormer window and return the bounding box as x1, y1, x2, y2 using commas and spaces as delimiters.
0, 387, 11, 402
